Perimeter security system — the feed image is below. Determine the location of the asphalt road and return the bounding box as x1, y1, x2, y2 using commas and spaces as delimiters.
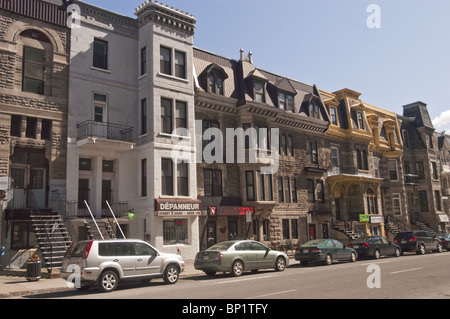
21, 251, 450, 301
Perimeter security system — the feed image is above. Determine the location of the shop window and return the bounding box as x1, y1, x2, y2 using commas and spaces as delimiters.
163, 219, 188, 245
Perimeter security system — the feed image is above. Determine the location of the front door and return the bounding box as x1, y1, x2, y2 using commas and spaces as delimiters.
207, 221, 217, 248
309, 224, 316, 240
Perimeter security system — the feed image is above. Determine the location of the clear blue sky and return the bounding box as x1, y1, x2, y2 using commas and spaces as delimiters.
84, 0, 450, 133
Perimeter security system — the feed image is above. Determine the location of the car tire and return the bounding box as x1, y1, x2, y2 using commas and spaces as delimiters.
394, 247, 401, 257
325, 254, 333, 265
231, 260, 244, 277
350, 252, 357, 262
374, 249, 380, 259
417, 244, 426, 255
98, 270, 119, 293
436, 243, 443, 253
163, 265, 180, 284
275, 256, 286, 272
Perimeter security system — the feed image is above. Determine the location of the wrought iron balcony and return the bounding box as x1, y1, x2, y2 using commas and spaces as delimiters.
77, 120, 134, 143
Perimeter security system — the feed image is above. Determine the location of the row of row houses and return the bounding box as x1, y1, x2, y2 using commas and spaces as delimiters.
0, 0, 449, 270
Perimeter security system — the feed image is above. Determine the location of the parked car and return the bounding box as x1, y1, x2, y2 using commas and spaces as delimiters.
295, 239, 357, 266
194, 240, 289, 277
61, 239, 185, 292
436, 233, 450, 251
394, 230, 443, 255
348, 236, 401, 259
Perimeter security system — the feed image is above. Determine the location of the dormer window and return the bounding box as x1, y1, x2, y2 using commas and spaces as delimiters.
357, 112, 365, 130
201, 63, 228, 96
254, 81, 265, 103
279, 92, 294, 112
309, 101, 320, 119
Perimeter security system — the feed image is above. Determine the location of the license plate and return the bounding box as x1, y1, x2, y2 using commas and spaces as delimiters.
354, 245, 359, 249
203, 255, 210, 261
303, 249, 309, 254
401, 240, 407, 244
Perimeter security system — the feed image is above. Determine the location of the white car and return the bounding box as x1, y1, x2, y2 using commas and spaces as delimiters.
61, 239, 185, 292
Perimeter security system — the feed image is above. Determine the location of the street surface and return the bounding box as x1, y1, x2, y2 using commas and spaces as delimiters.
15, 252, 450, 300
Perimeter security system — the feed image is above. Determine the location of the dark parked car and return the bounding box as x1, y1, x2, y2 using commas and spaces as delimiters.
394, 230, 443, 255
436, 233, 450, 251
348, 236, 401, 259
295, 239, 357, 266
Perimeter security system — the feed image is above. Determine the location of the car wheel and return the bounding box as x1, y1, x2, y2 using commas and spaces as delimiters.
275, 256, 286, 272
436, 243, 443, 253
394, 247, 401, 257
163, 265, 180, 284
417, 244, 426, 255
374, 249, 380, 259
231, 260, 244, 277
325, 254, 333, 265
350, 252, 357, 262
98, 270, 119, 293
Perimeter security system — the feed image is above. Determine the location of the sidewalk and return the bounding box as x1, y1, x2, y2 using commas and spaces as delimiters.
0, 260, 200, 299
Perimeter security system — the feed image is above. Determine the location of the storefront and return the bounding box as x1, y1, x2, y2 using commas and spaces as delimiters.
358, 214, 386, 237
200, 206, 255, 249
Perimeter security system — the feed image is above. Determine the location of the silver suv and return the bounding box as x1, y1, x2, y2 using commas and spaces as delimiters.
61, 239, 185, 292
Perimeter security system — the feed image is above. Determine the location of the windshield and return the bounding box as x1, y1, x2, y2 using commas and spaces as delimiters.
206, 241, 235, 251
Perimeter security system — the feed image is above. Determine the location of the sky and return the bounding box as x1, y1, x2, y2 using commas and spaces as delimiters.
83, 0, 450, 134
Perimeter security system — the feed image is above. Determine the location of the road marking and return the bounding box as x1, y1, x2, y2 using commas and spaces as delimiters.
246, 289, 297, 299
390, 267, 423, 275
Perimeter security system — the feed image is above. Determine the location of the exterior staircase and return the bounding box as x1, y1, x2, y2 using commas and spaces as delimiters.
411, 221, 437, 235
332, 221, 359, 240
30, 213, 72, 273
84, 219, 116, 240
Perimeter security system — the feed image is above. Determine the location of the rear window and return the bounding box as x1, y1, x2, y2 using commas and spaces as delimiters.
395, 232, 413, 240
66, 241, 90, 257
353, 237, 372, 244
207, 241, 235, 251
302, 239, 326, 247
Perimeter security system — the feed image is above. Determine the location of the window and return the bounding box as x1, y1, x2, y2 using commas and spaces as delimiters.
357, 112, 365, 129
307, 140, 318, 165
432, 162, 438, 180
287, 135, 294, 156
141, 99, 147, 135
176, 101, 187, 132
141, 159, 147, 197
93, 39, 108, 70
246, 171, 255, 201
280, 134, 287, 155
161, 98, 172, 134
316, 180, 324, 203
160, 46, 171, 75
402, 130, 409, 149
330, 107, 337, 125
373, 157, 380, 178
257, 172, 273, 201
208, 73, 224, 95
330, 147, 339, 168
287, 95, 295, 112
26, 117, 37, 139
23, 46, 45, 94
102, 160, 114, 173
367, 188, 377, 214
284, 177, 291, 203
254, 82, 265, 103
202, 120, 219, 152
282, 219, 298, 240
10, 115, 22, 137
279, 92, 286, 110
41, 119, 52, 141
291, 178, 297, 203
392, 194, 401, 216
161, 158, 173, 196
416, 162, 425, 179
177, 162, 189, 196
307, 179, 315, 203
163, 219, 188, 245
388, 159, 398, 181
204, 169, 222, 196
175, 51, 186, 79
93, 93, 107, 123
278, 177, 284, 202
141, 47, 147, 76
435, 190, 441, 211
79, 158, 92, 171
309, 101, 320, 119
419, 190, 428, 212
291, 219, 298, 239
282, 219, 290, 240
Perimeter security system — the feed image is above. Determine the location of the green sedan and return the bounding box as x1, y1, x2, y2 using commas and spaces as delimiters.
194, 240, 289, 277
295, 239, 357, 266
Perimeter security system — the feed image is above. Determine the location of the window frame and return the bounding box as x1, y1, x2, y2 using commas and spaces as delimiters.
93, 38, 108, 70
22, 46, 45, 95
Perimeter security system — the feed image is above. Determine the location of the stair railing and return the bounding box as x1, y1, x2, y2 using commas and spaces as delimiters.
51, 190, 77, 243
84, 201, 104, 240
29, 190, 53, 273
106, 201, 126, 239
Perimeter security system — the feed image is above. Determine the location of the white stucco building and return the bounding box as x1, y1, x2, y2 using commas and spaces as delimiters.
66, 0, 199, 259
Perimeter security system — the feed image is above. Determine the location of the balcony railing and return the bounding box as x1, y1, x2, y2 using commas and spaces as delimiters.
77, 120, 134, 143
